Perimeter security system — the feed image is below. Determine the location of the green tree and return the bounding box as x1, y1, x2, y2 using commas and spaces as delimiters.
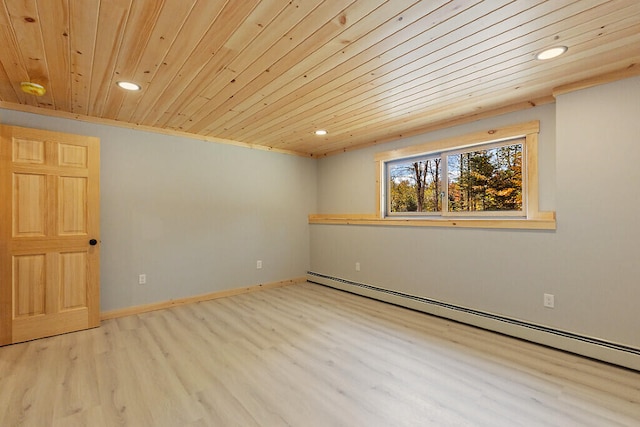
389, 158, 441, 212
449, 144, 521, 212
486, 145, 522, 210
390, 179, 417, 212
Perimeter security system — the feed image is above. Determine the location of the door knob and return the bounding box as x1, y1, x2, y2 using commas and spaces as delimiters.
89, 239, 98, 246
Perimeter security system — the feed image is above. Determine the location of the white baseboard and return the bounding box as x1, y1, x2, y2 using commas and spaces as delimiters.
307, 272, 640, 372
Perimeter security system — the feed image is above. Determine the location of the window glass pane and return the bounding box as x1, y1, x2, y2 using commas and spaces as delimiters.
447, 143, 522, 212
389, 158, 442, 213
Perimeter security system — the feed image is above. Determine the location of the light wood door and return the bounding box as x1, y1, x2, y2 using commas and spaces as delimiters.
0, 125, 100, 345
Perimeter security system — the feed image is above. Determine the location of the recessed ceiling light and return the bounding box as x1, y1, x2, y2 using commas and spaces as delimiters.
535, 46, 568, 60
116, 81, 141, 91
315, 129, 328, 136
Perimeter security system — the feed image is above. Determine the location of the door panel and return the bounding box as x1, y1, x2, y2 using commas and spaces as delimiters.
60, 251, 87, 310
58, 143, 88, 167
13, 254, 46, 317
0, 125, 100, 345
13, 137, 45, 164
13, 173, 47, 237
59, 176, 87, 235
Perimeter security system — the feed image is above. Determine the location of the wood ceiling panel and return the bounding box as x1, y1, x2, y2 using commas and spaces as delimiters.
315, 39, 640, 156
36, 0, 71, 111
202, 0, 432, 137
68, 0, 99, 115
135, 0, 260, 126
0, 0, 639, 156
224, 0, 543, 144
128, 0, 231, 124
0, 13, 27, 104
155, 0, 301, 130
87, 0, 130, 117
99, 0, 166, 119
276, 20, 640, 150
224, 0, 534, 143
324, 18, 640, 138
0, 2, 43, 106
115, 0, 200, 122
182, 0, 367, 133
0, 60, 18, 102
232, 0, 639, 149
226, 0, 526, 143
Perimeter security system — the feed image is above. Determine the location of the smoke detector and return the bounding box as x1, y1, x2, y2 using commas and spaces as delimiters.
20, 82, 46, 96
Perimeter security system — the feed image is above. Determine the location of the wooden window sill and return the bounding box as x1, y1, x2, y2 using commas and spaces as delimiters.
308, 213, 556, 230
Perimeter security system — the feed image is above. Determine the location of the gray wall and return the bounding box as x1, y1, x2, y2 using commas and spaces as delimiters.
0, 109, 317, 311
554, 77, 640, 342
2, 76, 638, 351
311, 76, 640, 349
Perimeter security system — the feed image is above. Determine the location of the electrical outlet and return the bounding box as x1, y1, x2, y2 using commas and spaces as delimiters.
355, 262, 361, 271
543, 293, 554, 308
138, 274, 146, 285
257, 260, 262, 269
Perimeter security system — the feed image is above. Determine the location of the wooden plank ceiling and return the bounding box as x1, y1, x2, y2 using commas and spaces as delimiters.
0, 0, 639, 157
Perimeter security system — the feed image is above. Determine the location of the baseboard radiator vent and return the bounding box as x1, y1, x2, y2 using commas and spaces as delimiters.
307, 271, 640, 372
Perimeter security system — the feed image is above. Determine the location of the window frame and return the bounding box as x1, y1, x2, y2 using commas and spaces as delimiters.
375, 121, 542, 221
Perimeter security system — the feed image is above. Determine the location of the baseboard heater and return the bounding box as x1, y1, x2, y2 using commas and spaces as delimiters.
307, 271, 640, 372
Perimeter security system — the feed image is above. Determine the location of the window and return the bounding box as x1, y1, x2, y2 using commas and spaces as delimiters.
309, 121, 554, 229
447, 140, 523, 215
388, 156, 442, 214
376, 121, 543, 220
387, 138, 524, 217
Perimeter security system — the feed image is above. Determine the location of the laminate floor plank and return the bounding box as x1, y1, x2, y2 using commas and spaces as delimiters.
1, 282, 639, 426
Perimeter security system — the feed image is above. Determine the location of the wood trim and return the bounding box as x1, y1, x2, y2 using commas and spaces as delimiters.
99, 277, 306, 321
525, 132, 539, 218
87, 135, 101, 328
0, 125, 12, 345
375, 121, 540, 162
375, 160, 382, 219
308, 214, 378, 221
308, 214, 556, 230
552, 64, 640, 98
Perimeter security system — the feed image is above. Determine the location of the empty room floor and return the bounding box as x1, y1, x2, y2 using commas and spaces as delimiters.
1, 282, 639, 426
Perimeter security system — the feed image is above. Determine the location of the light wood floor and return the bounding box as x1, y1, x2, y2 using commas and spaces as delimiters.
1, 282, 639, 426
